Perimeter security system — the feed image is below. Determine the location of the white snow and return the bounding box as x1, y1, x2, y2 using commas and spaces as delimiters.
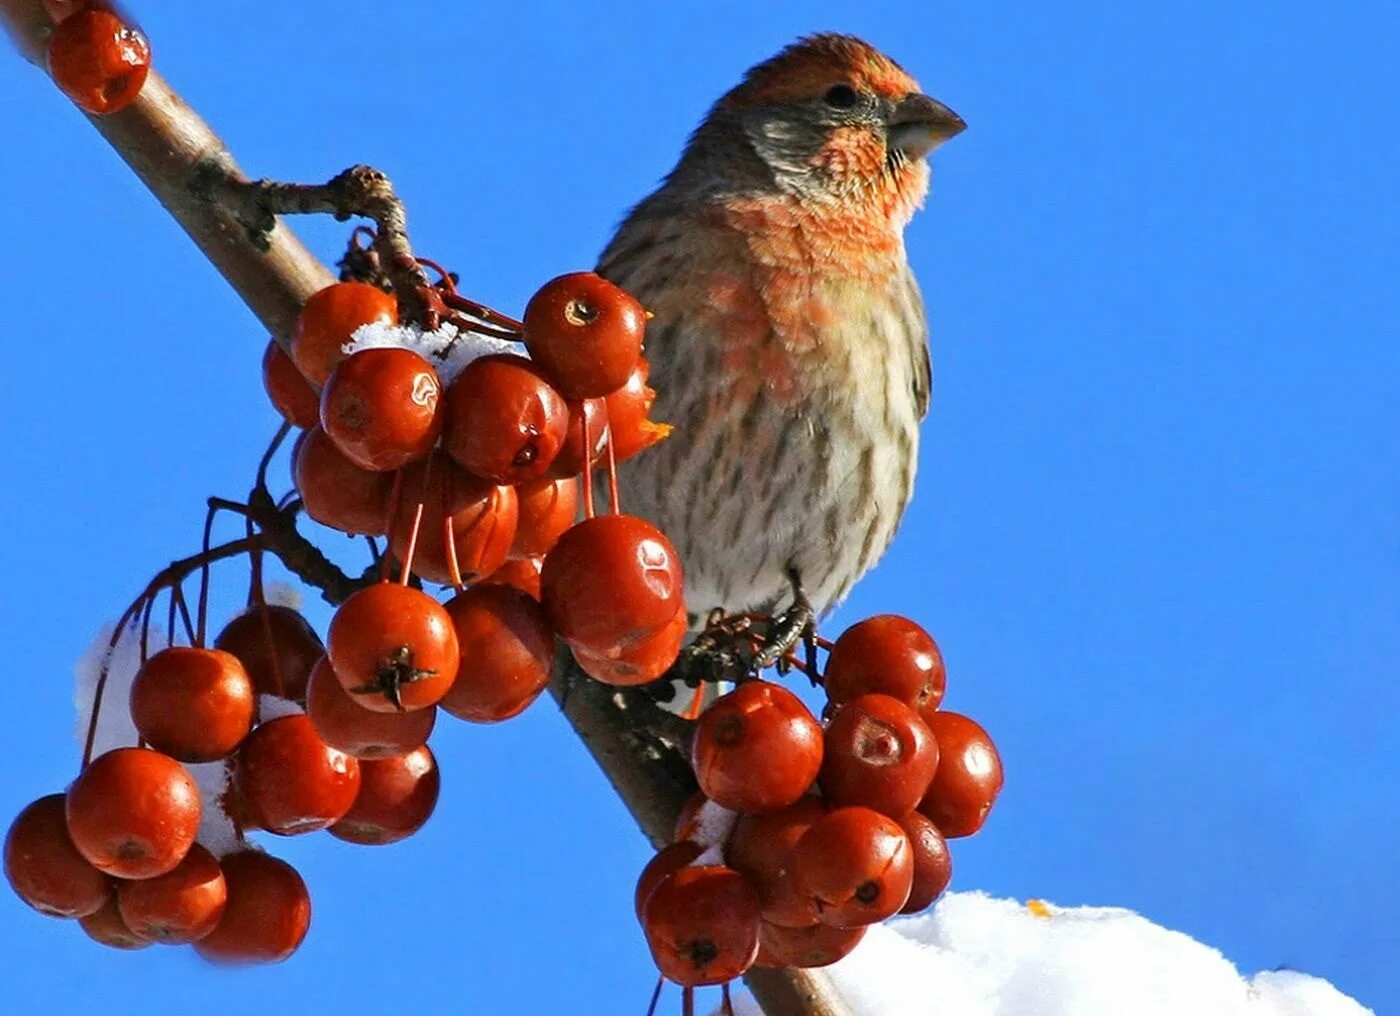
257, 692, 305, 722
345, 320, 522, 386
724, 892, 1373, 1016
689, 799, 738, 866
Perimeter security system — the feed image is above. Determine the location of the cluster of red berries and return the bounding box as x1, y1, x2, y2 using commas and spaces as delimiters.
44, 2, 151, 116
636, 615, 1003, 992
4, 267, 686, 962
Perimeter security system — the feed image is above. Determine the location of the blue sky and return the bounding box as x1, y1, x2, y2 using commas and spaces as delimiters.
1, 2, 1396, 1013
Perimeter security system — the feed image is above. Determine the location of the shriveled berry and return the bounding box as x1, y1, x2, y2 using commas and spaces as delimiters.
262, 339, 320, 428
321, 347, 443, 472
47, 8, 150, 116
897, 811, 953, 913
825, 615, 946, 711
443, 354, 568, 483
327, 583, 460, 713
237, 715, 361, 835
918, 711, 1003, 838
214, 604, 325, 702
793, 806, 913, 928
329, 745, 440, 846
129, 647, 255, 762
194, 851, 310, 965
692, 681, 822, 814
116, 843, 226, 944
440, 585, 553, 723
819, 694, 939, 818
291, 282, 396, 385
726, 796, 826, 928
523, 272, 646, 398
305, 656, 435, 759
4, 794, 110, 918
642, 865, 760, 987
65, 748, 200, 880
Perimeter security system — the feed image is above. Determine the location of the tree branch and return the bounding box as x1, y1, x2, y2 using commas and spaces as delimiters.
1, 7, 853, 1013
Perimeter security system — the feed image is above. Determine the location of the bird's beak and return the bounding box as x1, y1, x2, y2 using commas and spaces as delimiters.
887, 93, 966, 159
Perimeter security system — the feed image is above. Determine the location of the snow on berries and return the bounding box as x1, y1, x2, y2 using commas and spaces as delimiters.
4, 225, 1002, 1011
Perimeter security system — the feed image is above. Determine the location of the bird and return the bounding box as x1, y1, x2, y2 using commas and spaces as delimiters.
599, 33, 964, 640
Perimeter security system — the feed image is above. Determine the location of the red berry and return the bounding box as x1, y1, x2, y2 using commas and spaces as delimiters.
442, 354, 569, 483
389, 453, 518, 586
321, 347, 443, 472
523, 272, 645, 398
291, 282, 396, 385
327, 583, 460, 713
65, 748, 200, 880
329, 745, 441, 846
116, 843, 226, 944
129, 647, 255, 762
440, 585, 554, 723
571, 606, 686, 687
755, 920, 867, 969
79, 892, 150, 950
604, 356, 672, 464
819, 694, 940, 818
545, 397, 610, 478
541, 514, 683, 655
634, 840, 703, 921
305, 656, 435, 759
896, 811, 953, 913
291, 426, 393, 537
511, 476, 579, 558
692, 682, 822, 814
642, 865, 761, 987
194, 850, 310, 965
481, 555, 544, 600
214, 604, 325, 702
793, 807, 913, 928
918, 711, 1003, 838
46, 8, 150, 116
4, 794, 110, 918
725, 796, 826, 928
236, 715, 361, 835
262, 339, 320, 429
824, 615, 946, 711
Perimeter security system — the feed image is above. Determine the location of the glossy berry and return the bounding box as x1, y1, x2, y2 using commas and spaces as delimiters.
66, 748, 200, 880
824, 615, 946, 712
604, 356, 671, 464
691, 681, 822, 814
481, 555, 543, 600
389, 453, 518, 586
291, 282, 396, 385
443, 354, 568, 483
329, 746, 440, 846
116, 843, 226, 944
545, 397, 610, 478
440, 585, 553, 723
129, 647, 255, 763
918, 711, 1003, 838
327, 583, 460, 713
642, 865, 761, 987
541, 514, 683, 656
320, 347, 443, 472
633, 840, 702, 921
305, 656, 435, 759
755, 920, 867, 970
819, 694, 940, 818
262, 339, 320, 429
214, 604, 325, 702
236, 715, 361, 835
510, 476, 579, 558
897, 811, 953, 914
194, 851, 310, 965
725, 796, 826, 928
3, 794, 109, 918
80, 893, 150, 950
47, 8, 150, 116
571, 605, 686, 687
523, 272, 646, 398
292, 426, 393, 537
793, 807, 913, 928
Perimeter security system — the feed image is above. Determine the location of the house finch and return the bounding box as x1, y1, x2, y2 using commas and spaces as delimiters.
600, 34, 963, 623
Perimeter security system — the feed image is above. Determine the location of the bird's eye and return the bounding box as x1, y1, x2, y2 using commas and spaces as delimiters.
823, 84, 859, 109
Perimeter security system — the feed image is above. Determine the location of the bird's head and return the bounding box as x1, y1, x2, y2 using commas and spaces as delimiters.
689, 34, 964, 223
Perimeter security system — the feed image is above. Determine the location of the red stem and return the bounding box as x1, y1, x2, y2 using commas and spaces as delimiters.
381, 469, 405, 583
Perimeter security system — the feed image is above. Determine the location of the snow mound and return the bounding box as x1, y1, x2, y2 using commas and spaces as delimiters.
346, 320, 521, 385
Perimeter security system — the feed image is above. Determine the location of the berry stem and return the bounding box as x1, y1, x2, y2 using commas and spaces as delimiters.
381, 469, 405, 583
645, 976, 664, 1016
722, 983, 735, 1016
442, 461, 466, 590
604, 403, 621, 516
683, 986, 694, 1016
581, 410, 596, 521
